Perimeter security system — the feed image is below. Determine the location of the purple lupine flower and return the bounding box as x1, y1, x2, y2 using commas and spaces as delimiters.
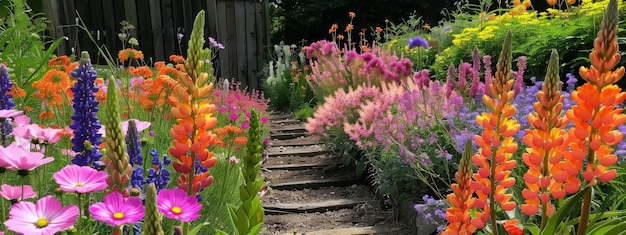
146, 149, 171, 191
565, 73, 578, 92
408, 36, 429, 49
445, 63, 456, 98
0, 64, 15, 145
483, 55, 492, 96
70, 54, 103, 168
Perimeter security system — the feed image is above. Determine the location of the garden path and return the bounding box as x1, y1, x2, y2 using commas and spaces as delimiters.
260, 112, 411, 235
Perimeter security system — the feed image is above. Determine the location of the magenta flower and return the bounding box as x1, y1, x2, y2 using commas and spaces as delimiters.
89, 192, 145, 226
0, 184, 36, 201
4, 196, 78, 235
157, 188, 202, 222
0, 109, 22, 119
53, 165, 108, 194
0, 143, 53, 172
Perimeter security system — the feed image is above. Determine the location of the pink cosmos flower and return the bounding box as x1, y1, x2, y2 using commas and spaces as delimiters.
157, 188, 202, 222
53, 165, 108, 194
3, 196, 78, 235
0, 109, 22, 119
0, 143, 53, 172
13, 124, 62, 144
89, 192, 145, 226
0, 184, 36, 201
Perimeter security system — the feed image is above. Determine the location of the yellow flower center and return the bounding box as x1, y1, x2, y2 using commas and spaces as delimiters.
171, 206, 182, 214
113, 212, 125, 219
75, 183, 83, 187
36, 218, 49, 228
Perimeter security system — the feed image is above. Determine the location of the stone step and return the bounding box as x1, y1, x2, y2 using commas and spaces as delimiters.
270, 126, 307, 133
270, 113, 293, 119
271, 118, 301, 125
268, 140, 323, 147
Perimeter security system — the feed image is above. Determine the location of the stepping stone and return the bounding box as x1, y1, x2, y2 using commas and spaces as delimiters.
280, 226, 405, 235
264, 198, 374, 214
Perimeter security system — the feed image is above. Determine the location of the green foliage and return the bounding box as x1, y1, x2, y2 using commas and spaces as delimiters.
262, 43, 314, 111
0, 0, 65, 101
218, 110, 265, 235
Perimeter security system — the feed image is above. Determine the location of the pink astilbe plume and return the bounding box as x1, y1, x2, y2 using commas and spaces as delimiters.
0, 184, 36, 201
157, 188, 202, 222
89, 192, 145, 226
4, 196, 78, 235
53, 165, 109, 194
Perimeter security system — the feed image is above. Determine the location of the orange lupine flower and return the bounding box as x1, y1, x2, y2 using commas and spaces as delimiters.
168, 12, 220, 196
118, 48, 144, 63
520, 50, 568, 220
567, 1, 624, 233
503, 220, 523, 235
470, 30, 519, 230
443, 140, 477, 234
566, 0, 625, 187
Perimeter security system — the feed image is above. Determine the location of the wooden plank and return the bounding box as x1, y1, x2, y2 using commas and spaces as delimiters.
270, 177, 360, 190
216, 0, 230, 79
270, 126, 307, 133
266, 148, 327, 157
279, 226, 404, 235
268, 140, 322, 147
255, 1, 268, 90
270, 132, 308, 140
101, 0, 118, 63
74, 0, 92, 55
123, 0, 139, 39
171, 0, 185, 55
148, 0, 164, 61
136, 0, 155, 60
264, 198, 372, 214
264, 159, 341, 170
234, 1, 247, 87
61, 0, 77, 56
245, 1, 258, 90
271, 119, 300, 125
161, 0, 176, 59
225, 0, 237, 81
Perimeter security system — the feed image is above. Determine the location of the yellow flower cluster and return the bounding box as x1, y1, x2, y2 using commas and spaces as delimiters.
579, 0, 626, 16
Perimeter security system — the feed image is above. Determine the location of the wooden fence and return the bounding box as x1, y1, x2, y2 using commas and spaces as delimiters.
44, 0, 271, 90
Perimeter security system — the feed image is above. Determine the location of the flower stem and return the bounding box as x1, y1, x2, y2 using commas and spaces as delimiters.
77, 193, 83, 233
577, 183, 592, 235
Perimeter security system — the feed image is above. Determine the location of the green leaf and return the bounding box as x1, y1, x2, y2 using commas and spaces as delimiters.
188, 222, 210, 235
215, 230, 230, 235
587, 218, 626, 235
540, 189, 586, 235
524, 223, 539, 235
247, 223, 263, 235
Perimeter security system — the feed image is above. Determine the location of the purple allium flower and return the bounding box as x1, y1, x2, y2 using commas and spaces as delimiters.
70, 55, 103, 167
408, 36, 429, 49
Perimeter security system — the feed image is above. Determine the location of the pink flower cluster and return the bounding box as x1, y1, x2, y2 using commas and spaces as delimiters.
213, 78, 269, 128
307, 40, 414, 98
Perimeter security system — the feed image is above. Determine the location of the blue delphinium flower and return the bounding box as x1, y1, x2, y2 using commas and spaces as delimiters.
70, 54, 103, 168
126, 120, 146, 189
408, 36, 429, 49
0, 64, 15, 145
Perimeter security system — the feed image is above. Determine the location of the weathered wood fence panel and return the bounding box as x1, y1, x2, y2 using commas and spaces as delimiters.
46, 0, 270, 90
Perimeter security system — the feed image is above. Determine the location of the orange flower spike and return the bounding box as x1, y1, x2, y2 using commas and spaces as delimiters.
520, 50, 569, 231
168, 11, 218, 196
443, 140, 477, 234
571, 1, 625, 234
469, 30, 518, 232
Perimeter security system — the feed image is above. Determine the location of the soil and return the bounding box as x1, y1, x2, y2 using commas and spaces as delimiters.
262, 166, 356, 185
264, 185, 373, 204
